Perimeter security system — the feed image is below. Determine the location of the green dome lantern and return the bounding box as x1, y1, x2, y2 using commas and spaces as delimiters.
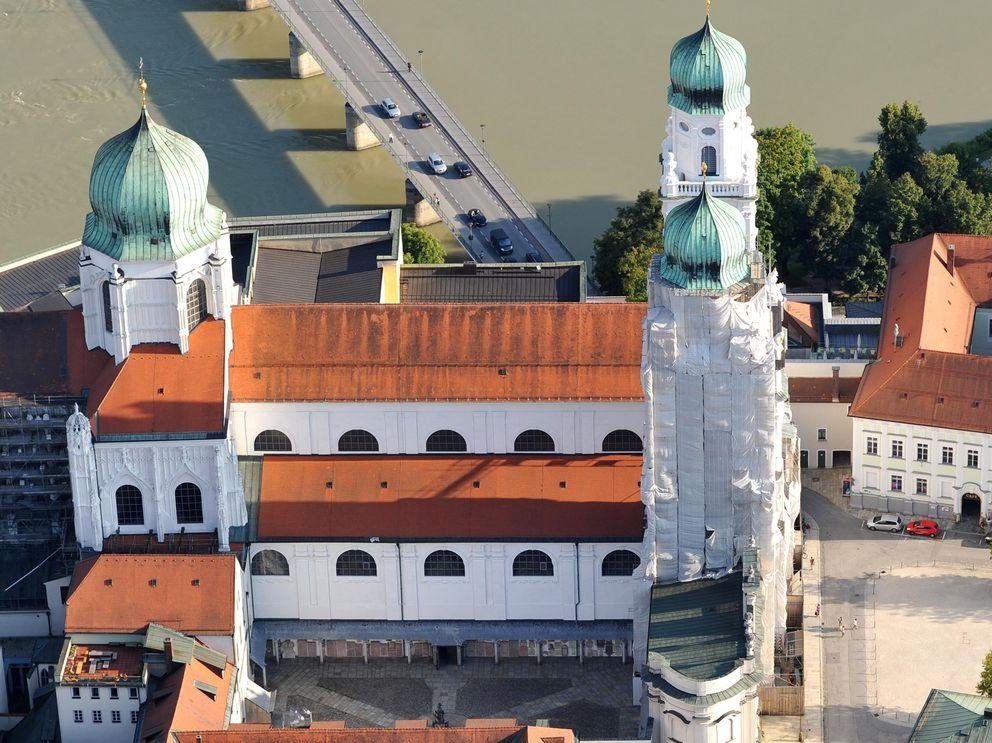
660, 185, 749, 291
82, 107, 224, 263
668, 18, 750, 115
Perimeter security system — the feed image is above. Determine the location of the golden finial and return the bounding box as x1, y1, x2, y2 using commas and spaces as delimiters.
138, 57, 148, 109
701, 161, 708, 180
705, 0, 711, 17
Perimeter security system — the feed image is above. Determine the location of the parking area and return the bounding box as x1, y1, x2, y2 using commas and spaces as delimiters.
266, 657, 641, 739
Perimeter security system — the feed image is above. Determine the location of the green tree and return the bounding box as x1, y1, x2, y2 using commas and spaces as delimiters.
796, 165, 859, 287
401, 223, 446, 264
885, 173, 925, 246
877, 101, 927, 181
592, 190, 665, 294
755, 124, 817, 279
842, 226, 888, 298
618, 244, 657, 302
978, 649, 992, 697
917, 151, 992, 235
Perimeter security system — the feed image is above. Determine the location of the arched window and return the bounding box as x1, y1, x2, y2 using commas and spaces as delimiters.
102, 281, 113, 332
186, 279, 207, 331
512, 549, 554, 577
601, 549, 641, 577
602, 429, 644, 453
115, 485, 144, 526
338, 429, 379, 452
701, 145, 718, 176
425, 430, 467, 453
174, 482, 203, 524
424, 550, 465, 577
513, 429, 555, 453
336, 550, 377, 577
254, 430, 292, 452
251, 550, 290, 576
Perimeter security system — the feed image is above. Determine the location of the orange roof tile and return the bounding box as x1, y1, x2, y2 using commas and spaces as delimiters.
228, 304, 645, 402
87, 319, 227, 435
173, 725, 575, 743
783, 300, 820, 346
65, 554, 236, 635
257, 455, 643, 540
140, 654, 234, 742
850, 234, 992, 433
788, 377, 860, 404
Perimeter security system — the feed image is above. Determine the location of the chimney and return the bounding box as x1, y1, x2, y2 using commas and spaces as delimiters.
947, 243, 956, 274
831, 366, 841, 403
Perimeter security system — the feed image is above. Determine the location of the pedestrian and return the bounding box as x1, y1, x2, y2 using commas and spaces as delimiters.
809, 555, 815, 569
837, 617, 845, 636
852, 617, 859, 631
388, 134, 393, 144
814, 603, 820, 617
407, 61, 412, 72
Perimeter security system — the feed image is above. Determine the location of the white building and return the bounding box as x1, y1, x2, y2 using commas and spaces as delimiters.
637, 12, 801, 743
851, 234, 992, 522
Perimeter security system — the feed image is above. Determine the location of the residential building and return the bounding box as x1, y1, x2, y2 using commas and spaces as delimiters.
850, 234, 992, 522
909, 688, 992, 742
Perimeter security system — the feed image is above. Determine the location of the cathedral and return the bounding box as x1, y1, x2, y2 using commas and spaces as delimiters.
0, 9, 800, 743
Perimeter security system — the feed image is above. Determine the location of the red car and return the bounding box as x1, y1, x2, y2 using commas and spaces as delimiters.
905, 519, 941, 538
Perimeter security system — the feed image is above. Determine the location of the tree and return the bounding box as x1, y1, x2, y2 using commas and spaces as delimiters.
618, 244, 657, 302
401, 223, 446, 264
841, 226, 888, 298
592, 190, 664, 295
917, 151, 992, 235
796, 165, 859, 287
978, 649, 992, 697
754, 124, 817, 279
877, 101, 927, 181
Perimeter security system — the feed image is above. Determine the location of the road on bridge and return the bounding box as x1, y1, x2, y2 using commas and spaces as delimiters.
271, 0, 573, 264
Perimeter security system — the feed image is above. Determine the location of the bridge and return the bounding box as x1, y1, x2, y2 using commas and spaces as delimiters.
251, 0, 573, 264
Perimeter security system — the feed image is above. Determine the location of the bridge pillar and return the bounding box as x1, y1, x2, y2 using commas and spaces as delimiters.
345, 103, 381, 151
289, 32, 322, 79
233, 0, 269, 9
405, 179, 441, 227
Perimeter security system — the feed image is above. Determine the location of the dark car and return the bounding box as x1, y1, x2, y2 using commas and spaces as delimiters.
453, 161, 473, 178
490, 228, 514, 257
412, 111, 432, 128
466, 208, 487, 227
525, 251, 542, 263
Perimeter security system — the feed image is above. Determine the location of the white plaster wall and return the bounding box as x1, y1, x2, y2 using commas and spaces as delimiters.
55, 684, 142, 743
45, 576, 71, 636
0, 612, 49, 638
229, 402, 645, 457
853, 417, 992, 516
249, 542, 641, 623
791, 402, 853, 468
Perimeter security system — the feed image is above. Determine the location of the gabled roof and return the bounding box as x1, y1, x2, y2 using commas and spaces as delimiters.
172, 725, 576, 743
783, 300, 821, 346
910, 688, 992, 742
788, 376, 860, 404
257, 454, 643, 541
139, 653, 234, 742
65, 554, 236, 635
228, 303, 645, 402
850, 234, 992, 433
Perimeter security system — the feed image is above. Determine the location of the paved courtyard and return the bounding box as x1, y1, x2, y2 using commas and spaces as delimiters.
266, 657, 641, 739
873, 565, 992, 716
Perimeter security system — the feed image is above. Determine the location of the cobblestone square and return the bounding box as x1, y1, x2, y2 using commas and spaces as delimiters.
267, 657, 641, 739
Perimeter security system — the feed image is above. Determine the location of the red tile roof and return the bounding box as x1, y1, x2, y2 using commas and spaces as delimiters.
850, 234, 992, 433
139, 654, 234, 742
257, 455, 643, 540
65, 554, 237, 635
788, 376, 860, 404
783, 300, 820, 346
87, 319, 227, 435
173, 725, 575, 743
228, 304, 646, 402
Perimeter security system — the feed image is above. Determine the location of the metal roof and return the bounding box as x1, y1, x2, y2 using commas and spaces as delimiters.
400, 262, 584, 303
668, 18, 750, 115
230, 457, 262, 545
647, 571, 746, 680
910, 689, 992, 742
0, 243, 80, 312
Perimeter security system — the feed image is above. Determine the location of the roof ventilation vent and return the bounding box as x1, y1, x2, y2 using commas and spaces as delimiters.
325, 481, 333, 489
380, 481, 388, 489
472, 480, 480, 488
559, 480, 566, 488
191, 579, 200, 587
938, 396, 945, 404
973, 401, 981, 408
253, 372, 262, 379
149, 578, 157, 587
104, 579, 112, 587
498, 368, 508, 376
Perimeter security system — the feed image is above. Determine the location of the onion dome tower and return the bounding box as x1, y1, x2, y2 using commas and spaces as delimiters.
78, 60, 235, 364
659, 6, 759, 252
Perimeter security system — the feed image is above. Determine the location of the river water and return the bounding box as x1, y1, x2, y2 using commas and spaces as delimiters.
2, 0, 991, 266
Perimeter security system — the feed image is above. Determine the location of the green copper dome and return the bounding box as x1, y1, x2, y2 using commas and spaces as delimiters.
660, 186, 749, 291
668, 18, 750, 115
82, 108, 224, 262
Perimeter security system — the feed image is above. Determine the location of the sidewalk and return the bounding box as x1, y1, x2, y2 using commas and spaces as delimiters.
800, 517, 824, 743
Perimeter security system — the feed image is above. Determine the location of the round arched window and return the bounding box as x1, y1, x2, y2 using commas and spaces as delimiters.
513, 429, 555, 453
512, 550, 554, 577
602, 429, 643, 453
251, 550, 290, 576
254, 430, 292, 452
601, 549, 641, 577
336, 550, 377, 577
338, 429, 379, 452
425, 430, 467, 453
424, 550, 466, 577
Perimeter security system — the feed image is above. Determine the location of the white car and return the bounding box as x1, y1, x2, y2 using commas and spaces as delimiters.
866, 513, 903, 532
427, 152, 447, 174
380, 98, 401, 118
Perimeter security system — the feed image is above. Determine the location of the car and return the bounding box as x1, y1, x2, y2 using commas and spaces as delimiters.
866, 513, 903, 532
453, 161, 473, 178
412, 111, 432, 128
525, 251, 542, 263
426, 152, 447, 174
466, 208, 487, 227
490, 228, 513, 257
380, 98, 401, 118
905, 519, 940, 538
